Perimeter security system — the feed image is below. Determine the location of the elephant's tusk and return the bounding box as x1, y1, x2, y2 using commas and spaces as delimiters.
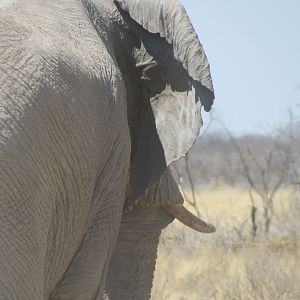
164, 203, 216, 233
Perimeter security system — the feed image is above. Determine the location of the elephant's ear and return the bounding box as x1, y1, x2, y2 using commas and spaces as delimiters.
115, 0, 214, 110
115, 0, 214, 209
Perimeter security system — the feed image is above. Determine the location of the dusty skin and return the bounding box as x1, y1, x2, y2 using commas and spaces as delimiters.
0, 0, 214, 299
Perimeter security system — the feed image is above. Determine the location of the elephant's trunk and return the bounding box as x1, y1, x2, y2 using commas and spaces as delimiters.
164, 203, 216, 233
105, 207, 173, 300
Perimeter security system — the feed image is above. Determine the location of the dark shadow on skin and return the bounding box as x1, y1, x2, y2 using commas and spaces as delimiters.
116, 3, 214, 110
112, 6, 213, 209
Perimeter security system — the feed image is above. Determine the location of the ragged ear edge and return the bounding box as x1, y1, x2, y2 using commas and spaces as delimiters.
114, 0, 214, 111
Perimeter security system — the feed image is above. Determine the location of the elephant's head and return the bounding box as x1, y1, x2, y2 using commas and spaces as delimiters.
86, 0, 215, 298
112, 0, 215, 230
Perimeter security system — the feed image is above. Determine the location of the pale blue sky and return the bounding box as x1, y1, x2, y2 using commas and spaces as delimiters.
182, 0, 300, 135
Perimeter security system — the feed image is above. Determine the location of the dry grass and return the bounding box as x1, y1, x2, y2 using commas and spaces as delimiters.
151, 186, 300, 300
183, 186, 295, 234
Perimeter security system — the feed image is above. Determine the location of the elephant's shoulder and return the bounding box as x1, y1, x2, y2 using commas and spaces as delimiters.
0, 4, 122, 83
0, 7, 124, 108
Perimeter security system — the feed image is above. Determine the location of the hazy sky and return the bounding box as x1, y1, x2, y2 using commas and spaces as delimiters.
181, 0, 300, 135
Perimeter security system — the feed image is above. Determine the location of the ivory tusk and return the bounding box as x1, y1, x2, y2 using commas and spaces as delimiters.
164, 203, 216, 233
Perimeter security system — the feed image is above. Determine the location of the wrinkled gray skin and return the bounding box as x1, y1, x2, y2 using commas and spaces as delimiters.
0, 0, 214, 299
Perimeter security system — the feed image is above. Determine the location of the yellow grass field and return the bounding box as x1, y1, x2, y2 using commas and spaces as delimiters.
151, 186, 300, 300
181, 186, 296, 233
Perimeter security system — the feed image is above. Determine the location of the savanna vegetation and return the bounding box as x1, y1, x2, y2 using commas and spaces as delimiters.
151, 115, 300, 300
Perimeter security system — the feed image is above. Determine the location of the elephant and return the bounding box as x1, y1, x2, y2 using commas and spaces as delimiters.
0, 0, 215, 299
